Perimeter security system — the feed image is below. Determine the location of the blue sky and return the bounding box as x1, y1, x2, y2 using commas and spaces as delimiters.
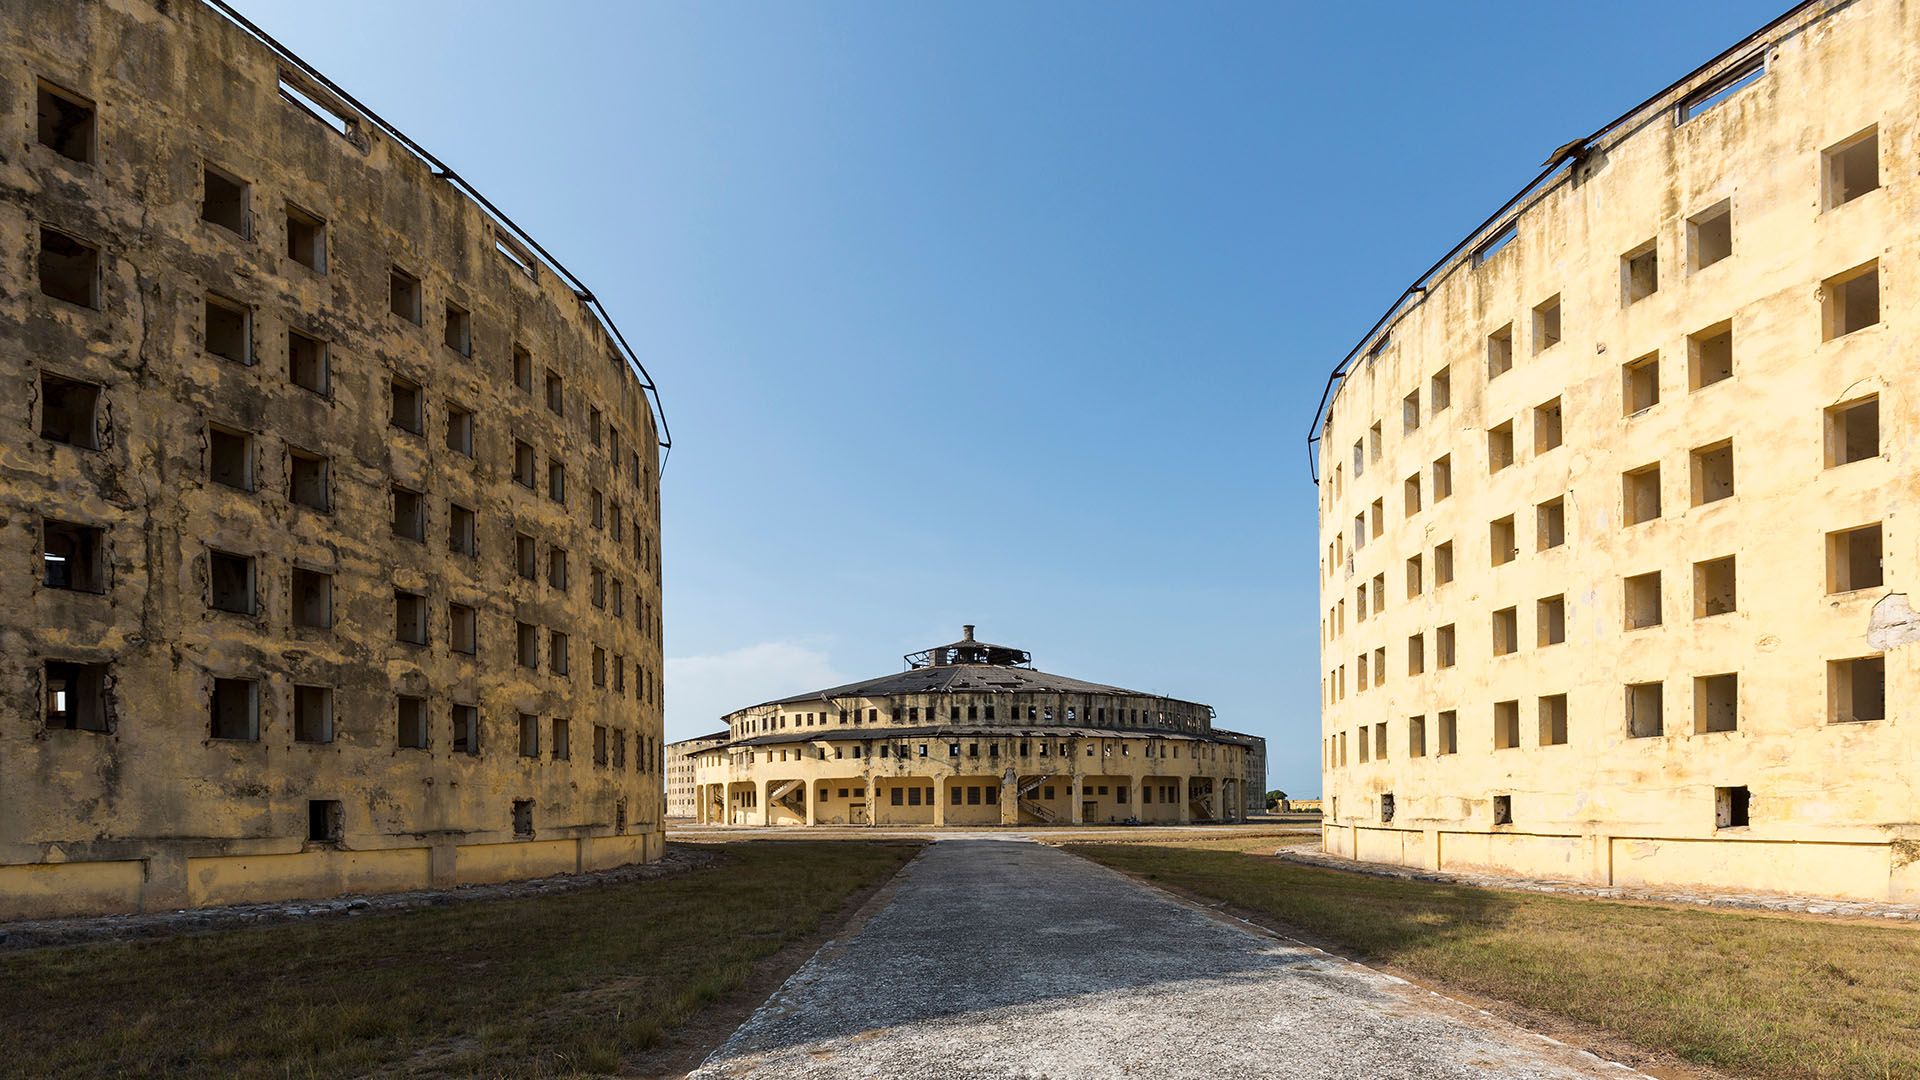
243, 0, 1784, 797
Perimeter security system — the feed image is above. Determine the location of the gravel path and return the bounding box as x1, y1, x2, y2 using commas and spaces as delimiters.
691, 839, 1641, 1079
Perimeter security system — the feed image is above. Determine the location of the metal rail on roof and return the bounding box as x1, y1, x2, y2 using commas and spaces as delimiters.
1302, 0, 1824, 483
201, 0, 673, 469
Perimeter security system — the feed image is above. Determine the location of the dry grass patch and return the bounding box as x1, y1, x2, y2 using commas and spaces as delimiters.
0, 841, 915, 1078
1067, 842, 1920, 1079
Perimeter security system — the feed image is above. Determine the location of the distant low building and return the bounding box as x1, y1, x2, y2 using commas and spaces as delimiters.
1213, 729, 1267, 813
666, 732, 729, 818
689, 627, 1252, 826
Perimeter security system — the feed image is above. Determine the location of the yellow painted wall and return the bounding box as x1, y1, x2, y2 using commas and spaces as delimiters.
1317, 0, 1920, 903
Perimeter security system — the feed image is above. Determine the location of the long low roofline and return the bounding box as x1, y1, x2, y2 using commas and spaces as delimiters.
1302, 0, 1827, 482
201, 0, 672, 468
698, 724, 1244, 752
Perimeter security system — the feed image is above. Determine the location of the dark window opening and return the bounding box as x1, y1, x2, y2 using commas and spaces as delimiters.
1824, 262, 1880, 340
396, 695, 428, 748
452, 703, 479, 755
446, 405, 474, 457
389, 266, 421, 323
1831, 656, 1886, 723
394, 590, 427, 645
294, 684, 333, 743
209, 550, 254, 614
205, 295, 251, 364
390, 376, 424, 434
290, 449, 330, 512
513, 799, 534, 837
308, 800, 343, 843
450, 602, 477, 655
201, 165, 249, 236
1492, 794, 1512, 826
42, 519, 104, 592
286, 203, 326, 272
391, 485, 425, 542
288, 329, 328, 394
1715, 786, 1750, 830
444, 303, 471, 356
211, 676, 258, 740
291, 567, 332, 628
38, 228, 98, 308
45, 661, 109, 732
36, 80, 94, 163
449, 503, 476, 556
38, 371, 100, 449
208, 425, 253, 491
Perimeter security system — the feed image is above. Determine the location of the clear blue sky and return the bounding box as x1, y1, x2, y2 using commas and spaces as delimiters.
244, 0, 1784, 798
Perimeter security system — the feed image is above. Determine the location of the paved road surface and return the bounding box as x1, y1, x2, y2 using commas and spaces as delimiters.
691, 839, 1639, 1079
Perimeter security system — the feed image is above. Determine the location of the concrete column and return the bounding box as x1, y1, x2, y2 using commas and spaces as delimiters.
1069, 775, 1084, 824
865, 776, 877, 826
932, 777, 946, 827
1177, 779, 1192, 825
758, 781, 771, 827
999, 768, 1018, 825
805, 781, 817, 826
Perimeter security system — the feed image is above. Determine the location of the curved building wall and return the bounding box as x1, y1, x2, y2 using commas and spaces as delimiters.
693, 686, 1249, 826
1315, 0, 1920, 901
0, 0, 665, 917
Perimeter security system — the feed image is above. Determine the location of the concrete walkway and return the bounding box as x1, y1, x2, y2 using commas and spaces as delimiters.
691, 840, 1641, 1079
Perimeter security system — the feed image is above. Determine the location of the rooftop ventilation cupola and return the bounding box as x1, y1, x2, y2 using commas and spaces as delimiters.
904, 625, 1032, 670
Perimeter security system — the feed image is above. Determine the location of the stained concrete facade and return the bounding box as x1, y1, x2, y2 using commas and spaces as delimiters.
1316, 0, 1920, 902
0, 0, 666, 918
1215, 728, 1268, 813
690, 628, 1250, 827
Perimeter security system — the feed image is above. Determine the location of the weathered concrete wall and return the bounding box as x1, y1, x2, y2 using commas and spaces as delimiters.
0, 0, 665, 917
1317, 0, 1920, 902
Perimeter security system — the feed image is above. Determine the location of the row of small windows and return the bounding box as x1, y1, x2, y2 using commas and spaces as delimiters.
1330, 529, 1882, 686
43, 664, 661, 765
34, 370, 661, 634
1327, 657, 1885, 769
39, 525, 658, 700
734, 702, 1194, 737
1336, 784, 1753, 833
730, 737, 1240, 766
1325, 119, 1889, 523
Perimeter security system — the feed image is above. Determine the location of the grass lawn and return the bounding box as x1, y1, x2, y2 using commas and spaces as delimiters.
1066, 841, 1920, 1079
1, 841, 915, 1078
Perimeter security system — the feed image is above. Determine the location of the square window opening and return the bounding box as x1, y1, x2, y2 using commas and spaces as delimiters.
36, 80, 95, 163
1627, 681, 1664, 738
211, 677, 258, 740
1828, 524, 1884, 593
1825, 396, 1880, 467
209, 550, 254, 614
201, 165, 249, 236
1823, 127, 1879, 210
1690, 440, 1734, 506
1830, 656, 1886, 723
290, 567, 332, 628
288, 329, 329, 395
1694, 556, 1737, 618
308, 799, 343, 843
1696, 673, 1739, 733
286, 203, 326, 272
1823, 262, 1880, 340
1689, 322, 1733, 389
45, 660, 109, 732
38, 228, 98, 307
389, 266, 422, 324
294, 684, 333, 743
42, 519, 104, 592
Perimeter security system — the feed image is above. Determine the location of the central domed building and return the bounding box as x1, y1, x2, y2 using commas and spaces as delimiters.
687, 627, 1253, 826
